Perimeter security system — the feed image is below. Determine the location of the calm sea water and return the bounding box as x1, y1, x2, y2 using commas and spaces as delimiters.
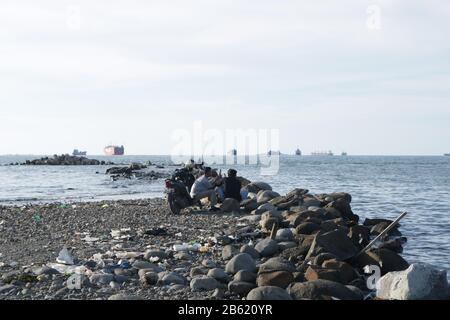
1, 155, 449, 276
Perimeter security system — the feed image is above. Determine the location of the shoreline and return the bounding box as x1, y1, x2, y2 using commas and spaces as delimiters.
1, 190, 448, 300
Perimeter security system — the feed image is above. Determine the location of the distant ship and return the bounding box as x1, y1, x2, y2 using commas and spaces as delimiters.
228, 149, 237, 156
72, 149, 87, 156
341, 151, 348, 156
311, 150, 334, 156
445, 154, 450, 156
295, 148, 302, 156
104, 145, 124, 156
267, 150, 281, 156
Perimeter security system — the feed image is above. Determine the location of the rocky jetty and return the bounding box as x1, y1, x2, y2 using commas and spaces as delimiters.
0, 184, 448, 300
106, 163, 170, 181
17, 155, 114, 166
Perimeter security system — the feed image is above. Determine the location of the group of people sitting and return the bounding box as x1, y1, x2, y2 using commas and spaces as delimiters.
188, 165, 246, 212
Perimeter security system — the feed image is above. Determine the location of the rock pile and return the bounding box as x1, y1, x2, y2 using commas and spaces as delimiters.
18, 155, 113, 166
0, 183, 448, 301
106, 163, 170, 181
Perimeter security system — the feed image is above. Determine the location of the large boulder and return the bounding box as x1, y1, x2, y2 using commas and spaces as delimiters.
355, 249, 409, 275
240, 245, 260, 259
258, 257, 296, 274
225, 253, 256, 274
275, 228, 294, 242
255, 238, 279, 257
207, 268, 230, 283
348, 225, 370, 247
376, 263, 449, 300
324, 198, 359, 222
288, 280, 362, 300
257, 271, 294, 289
307, 230, 358, 261
257, 190, 281, 204
296, 222, 321, 235
234, 270, 257, 283
190, 276, 219, 292
222, 245, 238, 260
221, 198, 241, 213
246, 182, 272, 193
159, 272, 187, 285
228, 281, 256, 296
304, 266, 343, 284
322, 259, 357, 284
247, 286, 293, 300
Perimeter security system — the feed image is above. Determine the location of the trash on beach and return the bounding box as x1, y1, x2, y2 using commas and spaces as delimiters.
175, 232, 182, 237
32, 214, 41, 222
81, 236, 100, 243
59, 204, 67, 209
56, 247, 75, 265
199, 246, 209, 253
144, 228, 168, 236
101, 204, 109, 208
149, 257, 160, 263
0, 220, 5, 225
110, 229, 122, 238
173, 244, 189, 252
115, 251, 142, 259
47, 263, 86, 275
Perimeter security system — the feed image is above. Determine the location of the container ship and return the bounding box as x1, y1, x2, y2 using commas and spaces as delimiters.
104, 145, 125, 156
311, 150, 334, 156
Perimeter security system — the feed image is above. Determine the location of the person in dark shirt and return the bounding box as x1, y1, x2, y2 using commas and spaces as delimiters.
223, 169, 242, 202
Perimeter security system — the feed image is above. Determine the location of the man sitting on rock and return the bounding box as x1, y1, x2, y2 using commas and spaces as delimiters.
223, 169, 242, 202
190, 167, 220, 212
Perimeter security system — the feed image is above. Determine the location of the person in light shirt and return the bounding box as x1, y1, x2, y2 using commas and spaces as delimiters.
190, 167, 220, 212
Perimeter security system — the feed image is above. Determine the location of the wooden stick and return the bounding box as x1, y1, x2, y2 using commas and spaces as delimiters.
270, 222, 278, 240
356, 211, 408, 257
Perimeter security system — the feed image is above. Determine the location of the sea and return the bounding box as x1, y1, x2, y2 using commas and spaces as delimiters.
1, 155, 449, 276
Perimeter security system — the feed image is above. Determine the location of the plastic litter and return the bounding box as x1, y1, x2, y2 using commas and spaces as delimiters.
56, 247, 75, 265
47, 263, 86, 275
32, 214, 41, 222
82, 236, 100, 243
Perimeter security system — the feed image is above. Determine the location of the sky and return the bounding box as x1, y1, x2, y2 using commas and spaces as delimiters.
0, 0, 449, 156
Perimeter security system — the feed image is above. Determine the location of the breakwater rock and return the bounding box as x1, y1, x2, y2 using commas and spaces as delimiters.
17, 155, 114, 166
0, 185, 448, 300
106, 163, 170, 181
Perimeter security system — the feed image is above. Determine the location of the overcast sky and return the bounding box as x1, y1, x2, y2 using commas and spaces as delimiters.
1, 0, 449, 155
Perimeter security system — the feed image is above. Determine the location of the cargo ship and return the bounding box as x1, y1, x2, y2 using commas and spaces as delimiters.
72, 149, 87, 156
104, 145, 124, 156
295, 148, 302, 156
445, 154, 450, 156
311, 150, 334, 156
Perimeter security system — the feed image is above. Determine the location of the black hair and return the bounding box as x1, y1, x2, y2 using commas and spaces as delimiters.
204, 167, 212, 174
228, 169, 237, 177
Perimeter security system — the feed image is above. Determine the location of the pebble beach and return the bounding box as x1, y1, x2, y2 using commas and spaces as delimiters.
1, 185, 448, 301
